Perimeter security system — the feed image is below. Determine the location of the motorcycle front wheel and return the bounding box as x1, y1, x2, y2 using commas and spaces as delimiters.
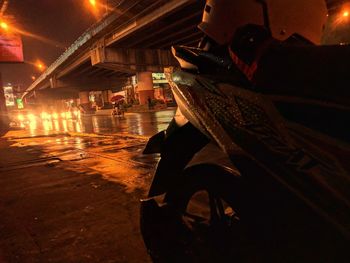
166, 164, 264, 262
141, 164, 261, 263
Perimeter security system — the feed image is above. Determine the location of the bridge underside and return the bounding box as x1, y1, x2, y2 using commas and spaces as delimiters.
25, 0, 206, 99
25, 0, 344, 101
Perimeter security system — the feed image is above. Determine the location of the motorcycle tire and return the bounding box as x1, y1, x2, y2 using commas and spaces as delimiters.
163, 164, 261, 263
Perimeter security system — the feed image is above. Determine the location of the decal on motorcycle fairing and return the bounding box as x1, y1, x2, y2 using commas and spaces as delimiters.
165, 67, 350, 236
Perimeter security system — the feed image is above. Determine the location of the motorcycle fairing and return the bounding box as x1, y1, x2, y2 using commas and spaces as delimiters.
147, 122, 210, 197
185, 142, 240, 176
143, 130, 166, 154
165, 68, 350, 237
143, 107, 191, 155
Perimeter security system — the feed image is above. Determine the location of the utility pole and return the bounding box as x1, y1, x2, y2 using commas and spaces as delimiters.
0, 0, 11, 133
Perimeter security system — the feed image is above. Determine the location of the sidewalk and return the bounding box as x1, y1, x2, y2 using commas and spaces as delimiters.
0, 130, 152, 263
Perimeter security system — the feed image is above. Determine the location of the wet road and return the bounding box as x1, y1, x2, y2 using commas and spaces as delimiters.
5, 109, 178, 192
0, 110, 178, 262
0, 130, 155, 262
0, 109, 179, 262
10, 109, 176, 137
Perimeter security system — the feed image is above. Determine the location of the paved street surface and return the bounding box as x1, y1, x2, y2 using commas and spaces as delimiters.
0, 110, 175, 263
10, 110, 176, 137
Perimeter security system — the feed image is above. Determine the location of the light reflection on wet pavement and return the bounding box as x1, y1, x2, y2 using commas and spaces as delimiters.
8, 134, 155, 193
7, 110, 176, 192
1, 111, 178, 263
11, 110, 176, 137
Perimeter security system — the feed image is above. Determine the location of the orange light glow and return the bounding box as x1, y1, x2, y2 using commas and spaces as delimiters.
40, 112, 51, 120
65, 111, 72, 119
52, 113, 59, 119
89, 0, 97, 7
17, 114, 24, 121
27, 114, 36, 122
331, 4, 350, 28
0, 21, 8, 30
73, 110, 81, 118
86, 0, 112, 19
1, 22, 65, 49
36, 61, 46, 71
62, 119, 68, 132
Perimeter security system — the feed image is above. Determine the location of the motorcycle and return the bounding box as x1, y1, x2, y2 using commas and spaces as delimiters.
140, 39, 350, 262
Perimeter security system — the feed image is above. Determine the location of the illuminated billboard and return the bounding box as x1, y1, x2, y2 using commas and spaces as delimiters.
3, 86, 15, 106
152, 73, 168, 84
0, 33, 24, 63
16, 98, 24, 109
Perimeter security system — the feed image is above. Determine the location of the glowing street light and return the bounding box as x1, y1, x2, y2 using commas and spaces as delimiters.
0, 21, 9, 31
335, 8, 350, 25
89, 0, 97, 7
87, 0, 109, 18
36, 61, 46, 72
339, 2, 350, 21
329, 4, 350, 29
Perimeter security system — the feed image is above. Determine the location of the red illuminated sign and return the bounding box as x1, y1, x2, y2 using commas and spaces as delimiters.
0, 33, 24, 63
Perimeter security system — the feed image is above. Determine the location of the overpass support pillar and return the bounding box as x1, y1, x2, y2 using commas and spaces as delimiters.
0, 75, 9, 132
102, 90, 113, 107
79, 91, 91, 112
137, 72, 154, 105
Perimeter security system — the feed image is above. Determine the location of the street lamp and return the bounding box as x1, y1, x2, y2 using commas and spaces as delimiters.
338, 2, 350, 21
35, 61, 46, 72
87, 0, 108, 18
0, 21, 8, 31
89, 0, 97, 7
322, 2, 350, 45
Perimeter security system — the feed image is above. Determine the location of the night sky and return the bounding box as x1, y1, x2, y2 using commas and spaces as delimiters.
0, 0, 97, 89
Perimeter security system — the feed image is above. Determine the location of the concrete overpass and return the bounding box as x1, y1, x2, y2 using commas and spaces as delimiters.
23, 0, 344, 107
23, 0, 206, 107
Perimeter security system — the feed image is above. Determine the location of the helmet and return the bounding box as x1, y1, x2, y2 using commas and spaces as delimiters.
198, 0, 328, 45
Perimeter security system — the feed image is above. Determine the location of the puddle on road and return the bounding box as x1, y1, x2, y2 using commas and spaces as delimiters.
102, 144, 144, 154
131, 154, 160, 166
7, 133, 156, 193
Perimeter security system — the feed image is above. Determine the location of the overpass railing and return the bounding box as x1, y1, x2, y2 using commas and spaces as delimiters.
23, 2, 126, 98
